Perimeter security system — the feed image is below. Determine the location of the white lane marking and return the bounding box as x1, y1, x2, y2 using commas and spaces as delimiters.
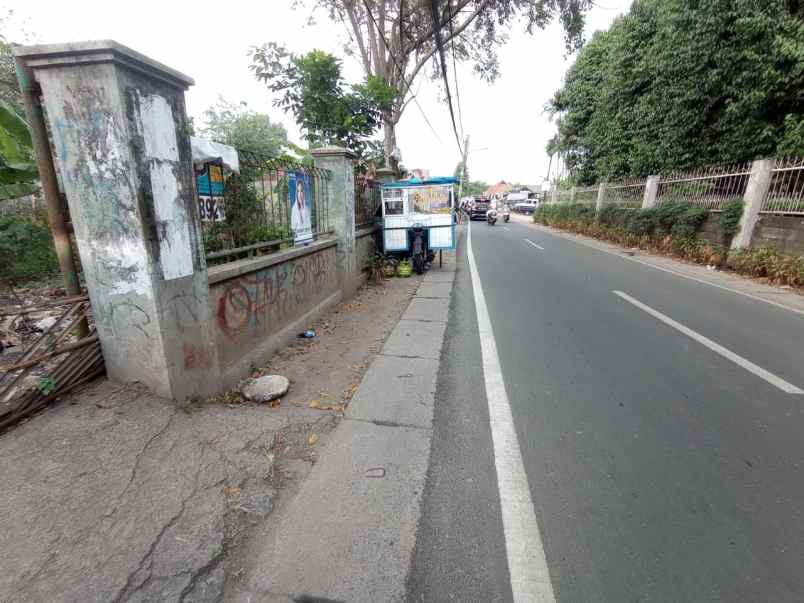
468, 222, 557, 601
525, 239, 545, 250
528, 223, 804, 318
614, 290, 804, 394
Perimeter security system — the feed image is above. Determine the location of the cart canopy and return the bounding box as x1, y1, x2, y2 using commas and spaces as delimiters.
382, 176, 458, 188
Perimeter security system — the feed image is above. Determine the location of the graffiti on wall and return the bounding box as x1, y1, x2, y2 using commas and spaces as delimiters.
214, 248, 335, 341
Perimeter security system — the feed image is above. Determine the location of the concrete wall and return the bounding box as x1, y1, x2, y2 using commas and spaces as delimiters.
355, 225, 379, 281
698, 214, 726, 246
208, 239, 341, 388
751, 215, 804, 256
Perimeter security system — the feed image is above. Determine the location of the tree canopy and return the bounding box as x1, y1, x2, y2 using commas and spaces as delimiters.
295, 1, 593, 168
549, 0, 804, 185
201, 98, 289, 157
250, 45, 395, 158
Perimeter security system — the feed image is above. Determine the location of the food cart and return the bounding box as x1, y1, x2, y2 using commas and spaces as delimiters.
380, 176, 457, 273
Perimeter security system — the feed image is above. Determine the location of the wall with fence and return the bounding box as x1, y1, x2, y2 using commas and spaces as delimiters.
548, 157, 804, 255
10, 41, 387, 403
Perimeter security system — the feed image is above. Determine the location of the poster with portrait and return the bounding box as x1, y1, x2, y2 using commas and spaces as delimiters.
289, 171, 313, 245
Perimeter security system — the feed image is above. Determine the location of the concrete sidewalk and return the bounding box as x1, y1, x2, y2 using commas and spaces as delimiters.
237, 252, 457, 602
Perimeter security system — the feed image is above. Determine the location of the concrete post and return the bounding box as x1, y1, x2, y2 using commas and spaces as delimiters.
15, 41, 219, 400
642, 175, 660, 209
311, 146, 359, 293
551, 187, 558, 204
570, 187, 577, 204
596, 182, 607, 212
375, 167, 396, 185
731, 159, 773, 250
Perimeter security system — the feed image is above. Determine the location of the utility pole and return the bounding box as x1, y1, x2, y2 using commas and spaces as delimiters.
14, 56, 82, 299
457, 134, 470, 200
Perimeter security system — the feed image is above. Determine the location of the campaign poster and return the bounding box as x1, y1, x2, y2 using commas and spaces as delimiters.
289, 171, 313, 245
195, 162, 226, 222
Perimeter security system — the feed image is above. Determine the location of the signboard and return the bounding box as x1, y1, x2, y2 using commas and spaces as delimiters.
289, 171, 313, 245
408, 185, 451, 214
196, 163, 226, 222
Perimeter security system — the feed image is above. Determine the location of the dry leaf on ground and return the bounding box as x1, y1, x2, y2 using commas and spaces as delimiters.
307, 433, 319, 446
223, 484, 241, 497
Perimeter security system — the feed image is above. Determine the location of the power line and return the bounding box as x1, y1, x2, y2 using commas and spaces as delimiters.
361, 1, 443, 145
429, 0, 464, 155
447, 7, 464, 140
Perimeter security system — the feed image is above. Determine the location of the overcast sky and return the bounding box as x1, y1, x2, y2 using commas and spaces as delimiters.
4, 0, 632, 184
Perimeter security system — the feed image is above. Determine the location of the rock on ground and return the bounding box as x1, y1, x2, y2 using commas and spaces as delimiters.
240, 375, 290, 403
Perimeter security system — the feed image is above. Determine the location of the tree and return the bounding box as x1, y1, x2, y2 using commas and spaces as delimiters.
250, 46, 395, 158
549, 0, 804, 184
201, 98, 288, 157
294, 1, 593, 171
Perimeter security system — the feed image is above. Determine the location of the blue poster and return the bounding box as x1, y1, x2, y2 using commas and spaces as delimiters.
289, 171, 313, 245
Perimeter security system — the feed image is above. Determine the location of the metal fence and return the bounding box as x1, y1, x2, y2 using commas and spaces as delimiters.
762, 157, 804, 215
575, 185, 599, 205
605, 179, 645, 208
355, 174, 382, 228
198, 150, 332, 264
656, 162, 752, 210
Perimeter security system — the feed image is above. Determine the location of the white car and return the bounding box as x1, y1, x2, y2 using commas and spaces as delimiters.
514, 201, 537, 214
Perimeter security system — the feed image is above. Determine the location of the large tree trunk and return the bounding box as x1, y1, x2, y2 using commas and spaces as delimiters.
383, 112, 400, 176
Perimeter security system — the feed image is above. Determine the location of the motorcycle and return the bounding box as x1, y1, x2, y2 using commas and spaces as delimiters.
486, 209, 498, 226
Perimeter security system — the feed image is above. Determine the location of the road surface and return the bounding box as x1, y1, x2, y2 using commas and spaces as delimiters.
408, 217, 804, 602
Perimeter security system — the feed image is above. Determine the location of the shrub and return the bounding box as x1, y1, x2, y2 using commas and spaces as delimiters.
0, 215, 59, 284
670, 206, 709, 239
716, 199, 744, 242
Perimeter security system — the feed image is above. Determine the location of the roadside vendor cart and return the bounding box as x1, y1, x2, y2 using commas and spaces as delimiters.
381, 176, 457, 273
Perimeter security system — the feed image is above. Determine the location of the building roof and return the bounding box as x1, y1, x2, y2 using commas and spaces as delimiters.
484, 181, 513, 197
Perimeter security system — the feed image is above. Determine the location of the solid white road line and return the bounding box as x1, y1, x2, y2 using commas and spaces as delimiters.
525, 239, 545, 250
467, 222, 556, 602
614, 290, 804, 394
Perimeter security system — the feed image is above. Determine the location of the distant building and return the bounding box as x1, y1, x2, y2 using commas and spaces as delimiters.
408, 168, 430, 180
484, 181, 513, 199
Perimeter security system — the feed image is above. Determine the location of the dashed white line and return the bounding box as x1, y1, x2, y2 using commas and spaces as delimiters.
525, 239, 545, 250
468, 222, 556, 602
614, 290, 804, 394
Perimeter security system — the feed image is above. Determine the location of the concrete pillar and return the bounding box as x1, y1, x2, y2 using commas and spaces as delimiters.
642, 175, 660, 209
596, 182, 607, 212
570, 187, 577, 204
731, 159, 773, 250
375, 167, 396, 185
15, 41, 219, 400
551, 187, 558, 204
311, 146, 359, 292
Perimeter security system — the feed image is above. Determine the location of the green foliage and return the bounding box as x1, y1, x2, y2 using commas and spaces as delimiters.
0, 100, 38, 200
0, 215, 58, 283
249, 44, 396, 157
727, 247, 804, 287
716, 199, 744, 241
201, 98, 288, 156
550, 0, 804, 182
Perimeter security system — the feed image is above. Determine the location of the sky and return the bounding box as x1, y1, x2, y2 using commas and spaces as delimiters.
2, 0, 632, 185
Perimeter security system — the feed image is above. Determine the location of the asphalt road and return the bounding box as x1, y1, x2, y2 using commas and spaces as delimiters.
408, 217, 804, 602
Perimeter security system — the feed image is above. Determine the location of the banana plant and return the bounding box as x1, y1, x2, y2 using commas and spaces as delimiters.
0, 100, 38, 200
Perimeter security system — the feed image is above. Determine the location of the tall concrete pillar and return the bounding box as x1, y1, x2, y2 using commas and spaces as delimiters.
551, 187, 558, 204
642, 175, 660, 209
596, 183, 607, 212
731, 159, 773, 250
15, 41, 220, 400
570, 187, 577, 204
375, 167, 396, 185
311, 146, 359, 292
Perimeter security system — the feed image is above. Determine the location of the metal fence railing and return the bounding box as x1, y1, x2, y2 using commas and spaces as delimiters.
605, 179, 645, 208
355, 175, 381, 228
656, 162, 752, 210
761, 157, 804, 215
575, 185, 599, 205
197, 150, 331, 264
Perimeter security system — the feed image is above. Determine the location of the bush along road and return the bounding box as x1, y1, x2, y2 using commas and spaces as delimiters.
533, 201, 804, 289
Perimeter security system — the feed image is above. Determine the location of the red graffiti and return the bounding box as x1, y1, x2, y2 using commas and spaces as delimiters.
183, 341, 213, 369
215, 250, 334, 339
